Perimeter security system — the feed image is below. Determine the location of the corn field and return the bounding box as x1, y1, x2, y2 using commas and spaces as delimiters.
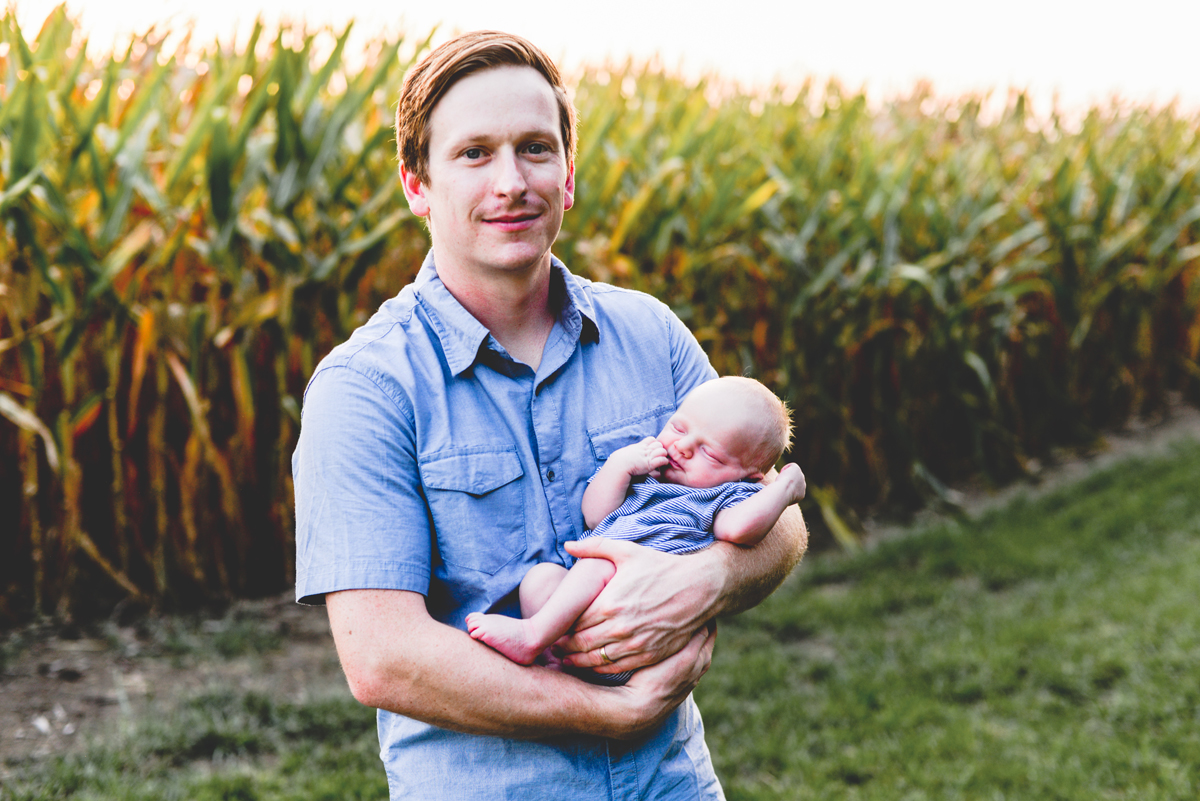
2, 9, 1199, 622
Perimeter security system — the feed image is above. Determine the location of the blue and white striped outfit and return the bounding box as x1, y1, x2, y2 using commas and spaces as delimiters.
574, 475, 760, 686
582, 475, 761, 554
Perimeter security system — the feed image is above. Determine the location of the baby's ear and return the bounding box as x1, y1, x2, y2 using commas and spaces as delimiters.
746, 469, 765, 483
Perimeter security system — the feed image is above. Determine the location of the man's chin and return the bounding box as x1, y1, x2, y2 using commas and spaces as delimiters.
482, 243, 555, 273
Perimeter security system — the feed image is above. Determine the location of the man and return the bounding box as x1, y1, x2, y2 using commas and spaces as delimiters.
293, 30, 806, 799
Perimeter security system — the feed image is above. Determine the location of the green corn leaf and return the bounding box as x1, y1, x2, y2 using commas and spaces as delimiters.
207, 109, 234, 226
0, 165, 43, 213
98, 111, 159, 249
808, 486, 860, 551
299, 21, 353, 112
963, 350, 996, 402
1148, 201, 1200, 258
107, 58, 170, 164
9, 70, 43, 181
732, 178, 782, 221
87, 219, 156, 303
165, 70, 240, 194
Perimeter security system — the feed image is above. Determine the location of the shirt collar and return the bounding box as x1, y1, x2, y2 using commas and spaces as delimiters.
413, 251, 599, 377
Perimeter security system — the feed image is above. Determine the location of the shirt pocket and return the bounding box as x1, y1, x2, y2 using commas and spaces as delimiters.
419, 448, 527, 575
586, 405, 673, 465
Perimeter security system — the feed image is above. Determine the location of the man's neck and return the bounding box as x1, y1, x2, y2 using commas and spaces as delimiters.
435, 255, 557, 370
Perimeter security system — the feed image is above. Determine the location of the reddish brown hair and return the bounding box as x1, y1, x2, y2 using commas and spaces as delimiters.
396, 31, 578, 185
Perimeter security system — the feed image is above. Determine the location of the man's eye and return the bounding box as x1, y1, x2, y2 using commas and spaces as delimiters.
527, 142, 548, 155
464, 147, 483, 159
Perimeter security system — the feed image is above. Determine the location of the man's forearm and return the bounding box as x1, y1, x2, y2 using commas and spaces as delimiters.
326, 588, 704, 741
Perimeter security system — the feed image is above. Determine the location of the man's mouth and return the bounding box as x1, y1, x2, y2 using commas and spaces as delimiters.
484, 211, 541, 228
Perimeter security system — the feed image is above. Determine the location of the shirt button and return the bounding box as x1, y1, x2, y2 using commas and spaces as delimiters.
547, 470, 556, 482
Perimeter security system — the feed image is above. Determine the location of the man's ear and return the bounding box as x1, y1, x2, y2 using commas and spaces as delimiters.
400, 162, 431, 218
563, 161, 576, 211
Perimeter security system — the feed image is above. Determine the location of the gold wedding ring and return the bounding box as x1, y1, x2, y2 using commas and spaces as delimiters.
599, 645, 613, 664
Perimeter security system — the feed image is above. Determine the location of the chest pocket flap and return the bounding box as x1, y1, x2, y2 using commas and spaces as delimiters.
586, 406, 672, 465
421, 449, 524, 495
419, 449, 526, 575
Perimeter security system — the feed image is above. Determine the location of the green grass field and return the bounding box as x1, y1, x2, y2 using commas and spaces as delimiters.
4, 439, 1199, 800
703, 438, 1200, 800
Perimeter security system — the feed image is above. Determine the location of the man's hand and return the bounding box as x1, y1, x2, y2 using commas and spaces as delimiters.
604, 623, 717, 739
564, 480, 807, 675
559, 538, 723, 674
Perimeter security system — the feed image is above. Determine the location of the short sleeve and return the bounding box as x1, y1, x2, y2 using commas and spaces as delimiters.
666, 307, 718, 402
713, 481, 762, 512
292, 365, 432, 605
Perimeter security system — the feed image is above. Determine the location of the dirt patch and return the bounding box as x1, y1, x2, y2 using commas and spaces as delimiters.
3, 398, 1200, 773
0, 594, 347, 772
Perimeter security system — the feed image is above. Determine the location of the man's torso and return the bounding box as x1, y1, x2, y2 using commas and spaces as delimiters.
293, 255, 723, 799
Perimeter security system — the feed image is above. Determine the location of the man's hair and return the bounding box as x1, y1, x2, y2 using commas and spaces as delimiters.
395, 30, 578, 185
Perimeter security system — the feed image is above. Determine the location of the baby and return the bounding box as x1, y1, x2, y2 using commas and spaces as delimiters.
466, 376, 806, 683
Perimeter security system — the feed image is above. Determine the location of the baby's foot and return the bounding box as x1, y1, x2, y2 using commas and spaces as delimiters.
465, 612, 545, 665
778, 462, 807, 503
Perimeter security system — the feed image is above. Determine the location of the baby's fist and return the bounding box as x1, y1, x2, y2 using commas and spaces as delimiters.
621, 436, 669, 476
777, 462, 807, 503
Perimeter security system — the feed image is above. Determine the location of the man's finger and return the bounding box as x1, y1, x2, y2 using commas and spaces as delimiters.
564, 536, 639, 562
567, 645, 653, 673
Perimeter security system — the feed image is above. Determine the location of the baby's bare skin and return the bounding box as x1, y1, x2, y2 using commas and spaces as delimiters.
465, 613, 546, 665
467, 557, 617, 668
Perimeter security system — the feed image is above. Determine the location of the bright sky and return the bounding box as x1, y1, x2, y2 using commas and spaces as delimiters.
13, 0, 1200, 115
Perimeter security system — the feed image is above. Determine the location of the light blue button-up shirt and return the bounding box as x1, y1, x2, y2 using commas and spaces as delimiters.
293, 253, 723, 799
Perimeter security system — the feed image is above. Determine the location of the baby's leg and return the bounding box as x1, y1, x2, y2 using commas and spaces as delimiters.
466, 558, 616, 665
519, 562, 570, 617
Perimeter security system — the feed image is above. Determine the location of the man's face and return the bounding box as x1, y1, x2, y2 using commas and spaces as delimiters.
401, 65, 575, 280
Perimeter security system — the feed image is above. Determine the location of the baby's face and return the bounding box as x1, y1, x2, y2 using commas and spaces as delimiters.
655, 390, 764, 489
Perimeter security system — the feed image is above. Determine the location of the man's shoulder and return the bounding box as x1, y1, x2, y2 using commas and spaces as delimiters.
305, 286, 433, 402
575, 273, 665, 305
569, 273, 678, 329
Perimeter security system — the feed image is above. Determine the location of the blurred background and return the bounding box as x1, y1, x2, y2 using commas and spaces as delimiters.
15, 0, 1200, 114
2, 3, 1200, 798
3, 0, 1199, 618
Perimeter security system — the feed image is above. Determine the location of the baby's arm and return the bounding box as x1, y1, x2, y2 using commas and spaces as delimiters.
582, 437, 670, 529
712, 463, 807, 547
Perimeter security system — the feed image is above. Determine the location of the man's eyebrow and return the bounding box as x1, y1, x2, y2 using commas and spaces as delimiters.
443, 126, 562, 150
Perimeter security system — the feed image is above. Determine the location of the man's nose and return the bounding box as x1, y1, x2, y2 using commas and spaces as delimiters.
493, 149, 527, 198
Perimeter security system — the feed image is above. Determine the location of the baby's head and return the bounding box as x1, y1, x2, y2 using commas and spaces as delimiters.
656, 376, 792, 489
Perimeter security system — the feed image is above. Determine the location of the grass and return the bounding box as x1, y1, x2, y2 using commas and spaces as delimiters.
702, 437, 1200, 799
4, 439, 1200, 799
1, 691, 385, 801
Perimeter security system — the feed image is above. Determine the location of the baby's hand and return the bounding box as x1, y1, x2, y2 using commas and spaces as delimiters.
615, 436, 670, 477
776, 462, 807, 504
